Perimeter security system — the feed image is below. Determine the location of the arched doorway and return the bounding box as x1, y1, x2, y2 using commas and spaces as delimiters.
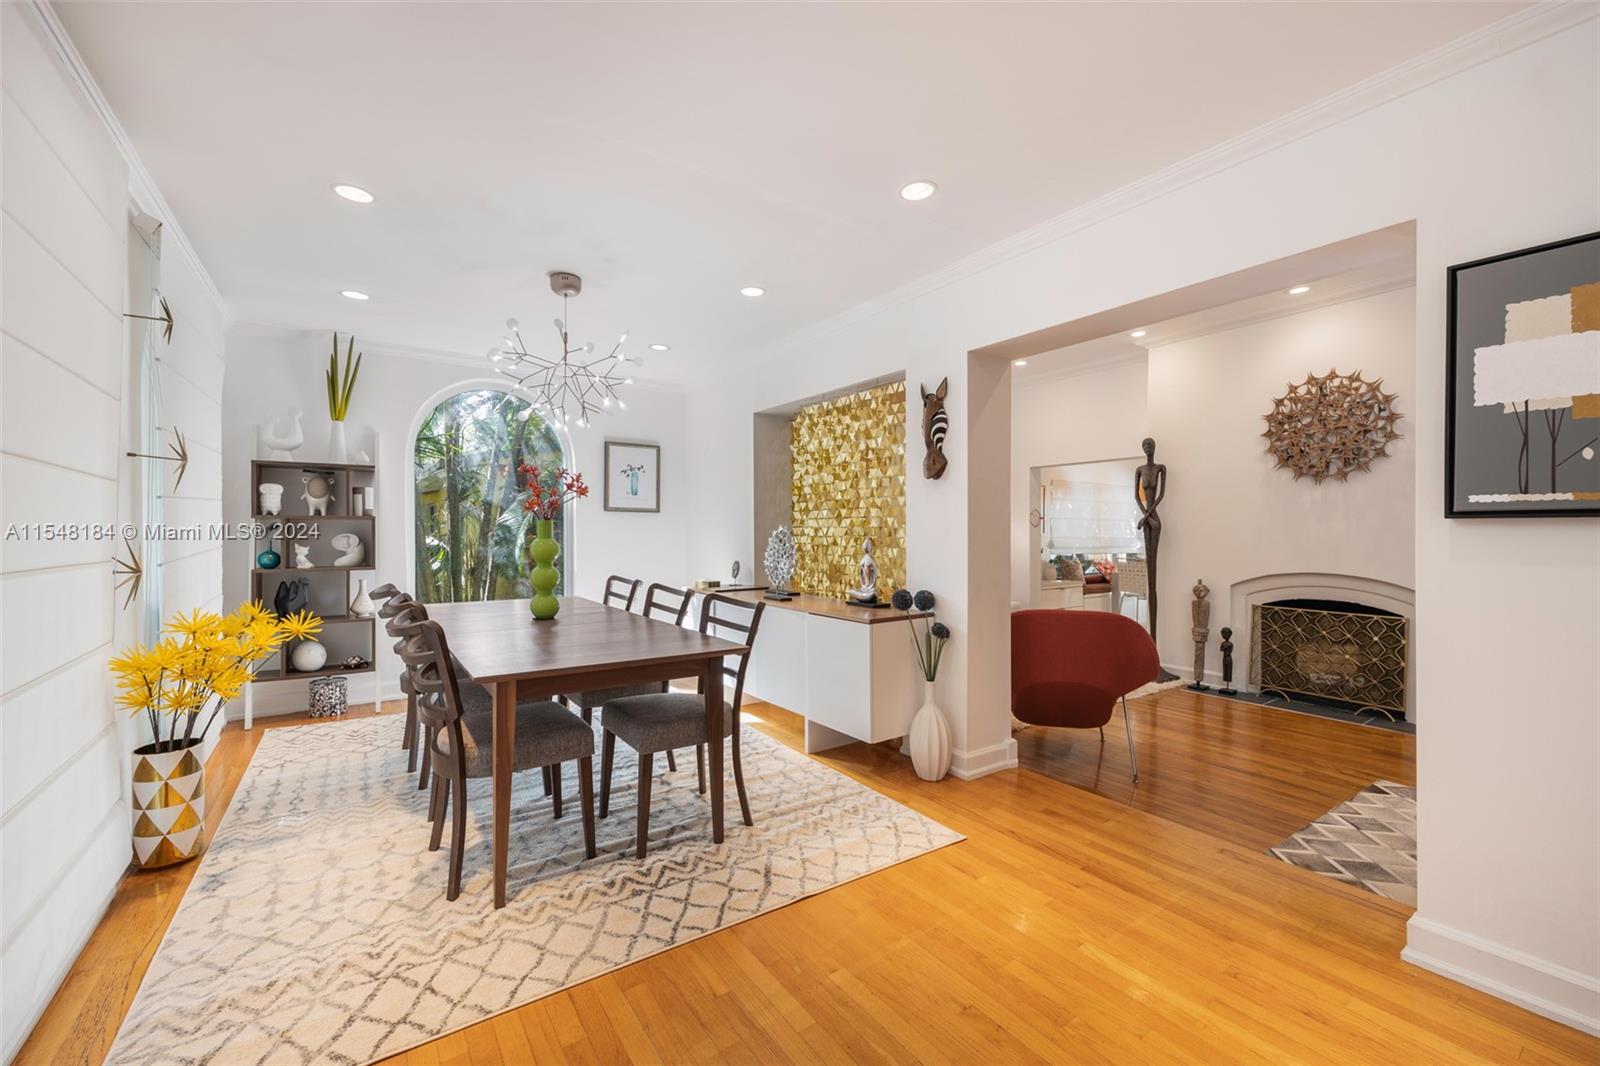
412, 388, 572, 603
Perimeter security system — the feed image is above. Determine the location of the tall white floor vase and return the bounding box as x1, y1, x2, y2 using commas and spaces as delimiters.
907, 679, 952, 781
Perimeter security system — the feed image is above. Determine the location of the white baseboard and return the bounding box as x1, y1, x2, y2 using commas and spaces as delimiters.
948, 737, 1018, 780
1403, 915, 1600, 1036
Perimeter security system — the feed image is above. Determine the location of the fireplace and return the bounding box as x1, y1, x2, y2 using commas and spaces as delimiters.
1250, 598, 1409, 719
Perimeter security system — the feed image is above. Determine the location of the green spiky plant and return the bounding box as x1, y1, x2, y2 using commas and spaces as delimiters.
326, 332, 362, 421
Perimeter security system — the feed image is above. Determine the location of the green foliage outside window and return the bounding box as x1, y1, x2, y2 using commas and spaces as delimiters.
413, 390, 568, 603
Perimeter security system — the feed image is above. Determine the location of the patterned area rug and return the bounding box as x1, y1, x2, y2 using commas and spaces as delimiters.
109, 714, 961, 1064
1270, 781, 1416, 905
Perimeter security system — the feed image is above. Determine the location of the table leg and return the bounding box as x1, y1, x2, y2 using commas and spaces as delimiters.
704, 660, 725, 844
493, 679, 515, 908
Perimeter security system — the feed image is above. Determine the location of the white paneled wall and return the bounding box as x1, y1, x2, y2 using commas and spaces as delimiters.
0, 5, 226, 1058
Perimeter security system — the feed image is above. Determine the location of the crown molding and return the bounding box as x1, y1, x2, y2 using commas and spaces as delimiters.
26, 1, 232, 325
758, 1, 1595, 363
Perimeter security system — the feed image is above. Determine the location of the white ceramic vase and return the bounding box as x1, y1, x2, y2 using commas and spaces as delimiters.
349, 578, 375, 618
290, 639, 328, 673
328, 420, 348, 462
907, 679, 952, 781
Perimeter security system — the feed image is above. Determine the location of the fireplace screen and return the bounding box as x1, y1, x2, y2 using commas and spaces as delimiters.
1250, 601, 1408, 718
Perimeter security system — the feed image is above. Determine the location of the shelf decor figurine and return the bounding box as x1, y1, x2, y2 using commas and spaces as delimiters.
258, 482, 284, 515
891, 587, 952, 780
511, 463, 588, 620
300, 473, 336, 516
1188, 579, 1212, 692
325, 332, 362, 462
330, 532, 365, 566
272, 576, 310, 618
260, 408, 303, 460
845, 536, 884, 605
110, 603, 319, 868
292, 544, 314, 569
762, 525, 797, 601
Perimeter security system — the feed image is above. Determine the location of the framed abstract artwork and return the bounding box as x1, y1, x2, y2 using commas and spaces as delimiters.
1445, 231, 1600, 517
603, 440, 660, 513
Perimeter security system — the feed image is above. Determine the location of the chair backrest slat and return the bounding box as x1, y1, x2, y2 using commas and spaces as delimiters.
641, 583, 692, 626
603, 575, 642, 611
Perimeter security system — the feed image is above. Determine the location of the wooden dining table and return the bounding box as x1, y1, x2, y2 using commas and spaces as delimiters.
425, 596, 746, 907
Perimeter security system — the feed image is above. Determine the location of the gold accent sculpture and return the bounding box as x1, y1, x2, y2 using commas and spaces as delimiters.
1262, 369, 1401, 484
790, 381, 907, 599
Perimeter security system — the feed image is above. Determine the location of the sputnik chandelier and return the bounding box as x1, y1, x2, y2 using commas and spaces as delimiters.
488, 271, 638, 429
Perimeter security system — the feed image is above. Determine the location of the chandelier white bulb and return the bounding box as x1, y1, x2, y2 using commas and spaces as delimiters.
487, 272, 630, 429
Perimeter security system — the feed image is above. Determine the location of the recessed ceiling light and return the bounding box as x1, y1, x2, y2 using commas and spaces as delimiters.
1288, 285, 1311, 295
740, 286, 765, 297
1131, 330, 1147, 339
649, 343, 670, 352
341, 289, 369, 301
898, 180, 938, 202
332, 184, 374, 204
1013, 359, 1028, 367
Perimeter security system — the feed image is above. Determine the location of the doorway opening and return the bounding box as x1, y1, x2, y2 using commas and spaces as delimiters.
969, 222, 1420, 876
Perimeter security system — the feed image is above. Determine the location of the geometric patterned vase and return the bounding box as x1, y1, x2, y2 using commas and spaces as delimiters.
131, 741, 205, 870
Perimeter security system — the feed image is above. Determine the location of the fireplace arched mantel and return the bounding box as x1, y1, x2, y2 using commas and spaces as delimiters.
1229, 572, 1417, 720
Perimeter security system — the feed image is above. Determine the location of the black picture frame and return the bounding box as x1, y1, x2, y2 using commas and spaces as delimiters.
1444, 230, 1600, 518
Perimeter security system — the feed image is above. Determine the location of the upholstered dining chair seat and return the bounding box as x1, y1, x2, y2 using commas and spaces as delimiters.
441, 700, 595, 778
602, 692, 735, 753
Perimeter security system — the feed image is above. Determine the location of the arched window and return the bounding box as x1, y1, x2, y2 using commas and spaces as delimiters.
413, 388, 571, 603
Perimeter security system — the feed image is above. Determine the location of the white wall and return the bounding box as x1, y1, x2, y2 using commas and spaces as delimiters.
1146, 286, 1417, 679
683, 12, 1599, 1030
1009, 354, 1148, 604
220, 326, 690, 717
0, 5, 226, 1057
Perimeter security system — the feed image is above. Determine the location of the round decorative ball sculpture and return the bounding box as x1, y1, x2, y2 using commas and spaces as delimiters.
290, 639, 328, 673
1262, 368, 1402, 484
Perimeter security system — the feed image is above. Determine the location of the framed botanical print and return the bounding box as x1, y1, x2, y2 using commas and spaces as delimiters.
1445, 231, 1600, 517
603, 441, 661, 513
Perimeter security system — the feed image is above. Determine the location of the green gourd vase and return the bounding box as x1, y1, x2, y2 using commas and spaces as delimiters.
528, 518, 561, 620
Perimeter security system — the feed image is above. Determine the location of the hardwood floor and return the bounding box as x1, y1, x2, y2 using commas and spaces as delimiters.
17, 691, 1596, 1065
1015, 688, 1415, 851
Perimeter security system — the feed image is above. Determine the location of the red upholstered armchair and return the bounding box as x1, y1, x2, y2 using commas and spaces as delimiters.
1011, 609, 1160, 782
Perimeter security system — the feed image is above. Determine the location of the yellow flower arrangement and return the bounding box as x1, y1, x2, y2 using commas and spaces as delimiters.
111, 603, 321, 752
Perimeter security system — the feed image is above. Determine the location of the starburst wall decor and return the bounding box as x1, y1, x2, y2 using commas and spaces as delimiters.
1262, 369, 1401, 484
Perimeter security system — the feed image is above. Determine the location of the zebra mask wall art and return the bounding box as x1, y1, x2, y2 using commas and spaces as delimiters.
921, 377, 949, 480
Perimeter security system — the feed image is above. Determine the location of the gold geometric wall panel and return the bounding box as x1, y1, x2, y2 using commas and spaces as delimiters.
790, 381, 907, 599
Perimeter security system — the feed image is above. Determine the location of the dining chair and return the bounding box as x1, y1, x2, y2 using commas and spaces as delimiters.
602, 574, 642, 611
394, 617, 596, 899
378, 592, 562, 803
599, 592, 765, 858
371, 583, 414, 760
565, 582, 694, 771
377, 593, 429, 780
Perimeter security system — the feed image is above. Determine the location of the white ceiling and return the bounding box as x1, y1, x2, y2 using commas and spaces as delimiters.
58, 2, 1519, 384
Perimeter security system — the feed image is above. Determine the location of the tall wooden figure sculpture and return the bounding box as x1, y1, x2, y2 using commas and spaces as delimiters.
1135, 437, 1177, 681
